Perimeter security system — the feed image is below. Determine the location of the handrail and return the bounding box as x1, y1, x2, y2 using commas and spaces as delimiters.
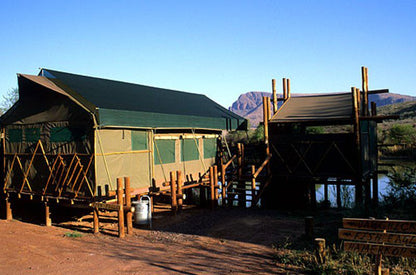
253, 154, 272, 179
223, 154, 237, 170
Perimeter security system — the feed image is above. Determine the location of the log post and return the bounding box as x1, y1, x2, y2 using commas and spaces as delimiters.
124, 177, 133, 234
213, 165, 218, 201
93, 206, 99, 234
314, 238, 326, 264
352, 87, 363, 208
371, 102, 377, 116
310, 182, 316, 210
221, 157, 226, 206
170, 172, 177, 213
324, 184, 329, 206
97, 186, 102, 198
104, 184, 109, 197
362, 66, 369, 116
5, 196, 12, 221
209, 166, 215, 209
336, 183, 341, 208
176, 171, 183, 210
282, 78, 287, 101
373, 175, 379, 206
304, 216, 314, 238
237, 143, 244, 207
251, 165, 256, 194
272, 79, 277, 113
116, 178, 125, 238
44, 202, 52, 227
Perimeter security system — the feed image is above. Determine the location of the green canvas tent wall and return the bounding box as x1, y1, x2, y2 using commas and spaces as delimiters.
1, 69, 246, 201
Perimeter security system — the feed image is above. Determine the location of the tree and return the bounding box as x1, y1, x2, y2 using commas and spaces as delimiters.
0, 88, 19, 115
388, 124, 416, 145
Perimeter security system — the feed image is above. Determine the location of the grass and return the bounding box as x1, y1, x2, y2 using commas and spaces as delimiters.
64, 231, 83, 238
271, 209, 416, 274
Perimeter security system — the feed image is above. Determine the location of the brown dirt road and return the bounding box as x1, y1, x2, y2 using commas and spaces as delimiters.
0, 207, 306, 274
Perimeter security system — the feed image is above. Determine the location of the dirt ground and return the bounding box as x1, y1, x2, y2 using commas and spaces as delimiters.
0, 205, 309, 274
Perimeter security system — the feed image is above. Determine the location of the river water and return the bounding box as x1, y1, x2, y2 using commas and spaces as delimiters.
316, 160, 415, 207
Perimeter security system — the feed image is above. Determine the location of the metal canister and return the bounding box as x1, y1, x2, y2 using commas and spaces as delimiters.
132, 195, 152, 226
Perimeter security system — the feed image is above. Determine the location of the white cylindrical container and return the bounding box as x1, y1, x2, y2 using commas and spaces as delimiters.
132, 195, 152, 225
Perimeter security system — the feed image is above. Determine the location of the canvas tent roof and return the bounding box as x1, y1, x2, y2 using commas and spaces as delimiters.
7, 69, 246, 130
270, 93, 353, 124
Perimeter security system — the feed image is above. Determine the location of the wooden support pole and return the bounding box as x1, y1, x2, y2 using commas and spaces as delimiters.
272, 78, 277, 113
336, 183, 341, 208
311, 182, 316, 209
237, 143, 243, 181
371, 101, 377, 116
93, 207, 99, 234
263, 97, 270, 156
97, 186, 102, 198
324, 184, 329, 204
373, 175, 379, 206
5, 197, 12, 221
104, 184, 109, 197
355, 179, 363, 209
282, 78, 287, 100
116, 178, 125, 238
209, 166, 215, 209
213, 165, 218, 201
251, 165, 256, 193
170, 172, 177, 213
176, 171, 183, 210
362, 66, 369, 116
44, 202, 51, 227
221, 157, 226, 206
305, 216, 314, 238
124, 177, 133, 234
365, 178, 371, 210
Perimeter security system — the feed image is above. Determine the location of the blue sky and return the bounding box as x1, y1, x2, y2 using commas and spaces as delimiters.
0, 0, 415, 107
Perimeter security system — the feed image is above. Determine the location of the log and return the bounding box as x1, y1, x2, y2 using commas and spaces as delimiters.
124, 177, 133, 235
116, 178, 125, 238
170, 172, 177, 213
5, 197, 12, 221
44, 202, 52, 227
177, 171, 183, 210
93, 207, 99, 234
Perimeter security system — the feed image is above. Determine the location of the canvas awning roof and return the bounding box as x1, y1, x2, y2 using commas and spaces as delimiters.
12, 69, 246, 130
270, 93, 354, 124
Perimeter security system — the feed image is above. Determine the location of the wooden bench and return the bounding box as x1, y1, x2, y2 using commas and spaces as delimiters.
339, 218, 416, 274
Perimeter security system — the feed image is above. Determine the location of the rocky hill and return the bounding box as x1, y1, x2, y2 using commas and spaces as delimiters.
230, 91, 416, 127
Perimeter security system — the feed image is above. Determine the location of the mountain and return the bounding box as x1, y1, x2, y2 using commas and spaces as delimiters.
230, 91, 416, 127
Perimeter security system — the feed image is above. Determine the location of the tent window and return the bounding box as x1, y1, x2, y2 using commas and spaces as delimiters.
154, 140, 175, 165
7, 129, 22, 143
25, 128, 40, 143
203, 138, 217, 159
50, 127, 86, 142
181, 139, 199, 162
131, 131, 148, 151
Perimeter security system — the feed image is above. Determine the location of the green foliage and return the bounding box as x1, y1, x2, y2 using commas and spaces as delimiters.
0, 88, 19, 114
383, 166, 416, 218
306, 126, 324, 134
388, 124, 416, 145
64, 231, 83, 238
226, 124, 264, 146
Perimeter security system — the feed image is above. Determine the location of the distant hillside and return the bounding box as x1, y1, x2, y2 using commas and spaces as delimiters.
230, 91, 416, 127
378, 100, 416, 128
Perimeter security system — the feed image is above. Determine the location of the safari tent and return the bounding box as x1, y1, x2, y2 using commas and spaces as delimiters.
1, 69, 246, 202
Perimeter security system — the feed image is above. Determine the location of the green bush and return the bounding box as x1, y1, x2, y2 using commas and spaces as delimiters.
388, 124, 416, 145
